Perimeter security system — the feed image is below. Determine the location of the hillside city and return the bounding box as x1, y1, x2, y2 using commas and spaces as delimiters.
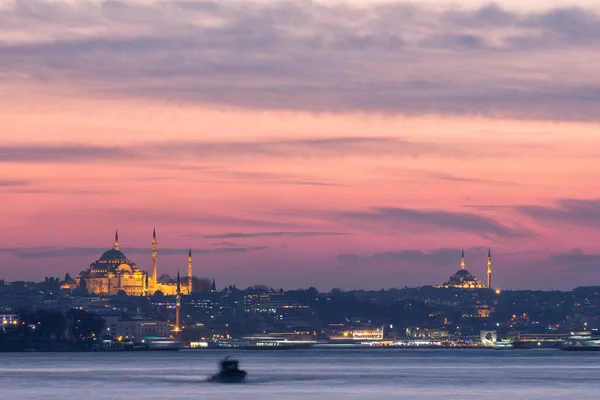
2, 274, 599, 351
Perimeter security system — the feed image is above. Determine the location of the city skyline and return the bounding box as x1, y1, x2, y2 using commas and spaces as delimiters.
2, 0, 600, 290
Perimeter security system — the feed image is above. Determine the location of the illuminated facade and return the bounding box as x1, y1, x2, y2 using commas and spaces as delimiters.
1, 313, 19, 328
331, 327, 384, 341
480, 330, 498, 347
102, 316, 172, 340
74, 230, 193, 296
438, 250, 485, 289
406, 327, 449, 339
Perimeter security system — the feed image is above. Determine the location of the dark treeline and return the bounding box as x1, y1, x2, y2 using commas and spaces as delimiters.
0, 309, 104, 351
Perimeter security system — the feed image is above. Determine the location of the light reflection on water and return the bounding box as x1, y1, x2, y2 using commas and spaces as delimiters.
2, 349, 599, 399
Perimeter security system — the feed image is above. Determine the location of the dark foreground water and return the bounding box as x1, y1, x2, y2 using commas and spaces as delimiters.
1, 349, 599, 399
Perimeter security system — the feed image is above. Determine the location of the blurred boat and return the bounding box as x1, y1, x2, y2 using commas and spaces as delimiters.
561, 332, 600, 351
209, 357, 247, 383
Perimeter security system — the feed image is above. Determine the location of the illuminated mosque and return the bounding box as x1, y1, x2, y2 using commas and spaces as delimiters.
438, 250, 493, 289
70, 230, 194, 296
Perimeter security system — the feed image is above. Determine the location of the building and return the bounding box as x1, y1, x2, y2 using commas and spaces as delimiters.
330, 326, 385, 341
406, 327, 449, 339
1, 313, 19, 329
102, 315, 172, 340
73, 230, 192, 296
438, 250, 486, 289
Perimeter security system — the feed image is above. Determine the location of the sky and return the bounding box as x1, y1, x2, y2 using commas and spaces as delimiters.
1, 0, 600, 291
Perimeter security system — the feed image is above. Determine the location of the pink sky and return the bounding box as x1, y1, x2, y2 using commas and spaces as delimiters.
1, 1, 600, 290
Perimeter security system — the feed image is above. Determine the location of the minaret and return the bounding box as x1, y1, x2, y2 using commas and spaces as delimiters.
145, 273, 149, 298
187, 248, 193, 295
151, 228, 157, 290
114, 230, 119, 251
460, 249, 465, 270
175, 271, 181, 333
487, 249, 492, 289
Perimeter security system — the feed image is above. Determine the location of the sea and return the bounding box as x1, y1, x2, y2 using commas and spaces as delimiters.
1, 349, 599, 399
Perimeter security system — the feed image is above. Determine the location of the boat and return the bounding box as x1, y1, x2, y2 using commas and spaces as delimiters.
209, 358, 247, 383
493, 340, 513, 350
561, 332, 600, 351
143, 337, 182, 351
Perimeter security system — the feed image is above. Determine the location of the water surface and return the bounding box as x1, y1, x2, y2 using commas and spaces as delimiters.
2, 349, 599, 399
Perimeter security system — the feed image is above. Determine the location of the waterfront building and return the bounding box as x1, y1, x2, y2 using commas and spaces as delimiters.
406, 327, 449, 339
330, 326, 384, 341
480, 330, 498, 347
1, 313, 19, 329
101, 315, 172, 340
438, 250, 486, 289
72, 230, 193, 296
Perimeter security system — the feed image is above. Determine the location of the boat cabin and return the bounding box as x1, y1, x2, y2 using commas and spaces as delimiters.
221, 360, 240, 371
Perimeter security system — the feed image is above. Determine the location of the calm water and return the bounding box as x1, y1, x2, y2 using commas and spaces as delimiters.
2, 349, 599, 399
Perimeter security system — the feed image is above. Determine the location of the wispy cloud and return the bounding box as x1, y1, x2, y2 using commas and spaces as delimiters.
195, 170, 344, 187
0, 179, 31, 187
382, 168, 517, 186
1, 1, 599, 120
210, 242, 241, 247
337, 247, 488, 266
0, 245, 269, 259
0, 136, 552, 165
204, 231, 350, 239
461, 205, 514, 210
334, 206, 528, 239
546, 248, 600, 272
0, 138, 433, 163
517, 199, 600, 229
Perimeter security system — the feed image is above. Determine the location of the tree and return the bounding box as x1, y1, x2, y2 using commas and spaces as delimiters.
19, 310, 67, 341
67, 309, 104, 340
190, 277, 211, 293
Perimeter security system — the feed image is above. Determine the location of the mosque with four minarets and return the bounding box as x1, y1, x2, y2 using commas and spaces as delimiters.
70, 230, 194, 296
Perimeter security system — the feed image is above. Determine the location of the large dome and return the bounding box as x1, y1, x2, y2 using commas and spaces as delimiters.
455, 269, 472, 278
99, 249, 127, 261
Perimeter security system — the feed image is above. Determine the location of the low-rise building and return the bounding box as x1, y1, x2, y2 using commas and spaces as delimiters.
101, 315, 172, 340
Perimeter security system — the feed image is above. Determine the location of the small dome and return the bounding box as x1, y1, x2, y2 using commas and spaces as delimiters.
100, 249, 127, 261
455, 269, 471, 277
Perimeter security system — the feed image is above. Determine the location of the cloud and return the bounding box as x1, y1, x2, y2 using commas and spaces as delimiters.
195, 170, 344, 187
122, 209, 301, 230
335, 206, 527, 239
382, 168, 516, 186
0, 1, 599, 120
337, 247, 488, 266
0, 179, 30, 187
0, 145, 121, 163
0, 245, 269, 259
0, 136, 551, 165
546, 248, 600, 272
461, 205, 514, 211
204, 231, 350, 239
211, 242, 241, 247
517, 199, 600, 229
